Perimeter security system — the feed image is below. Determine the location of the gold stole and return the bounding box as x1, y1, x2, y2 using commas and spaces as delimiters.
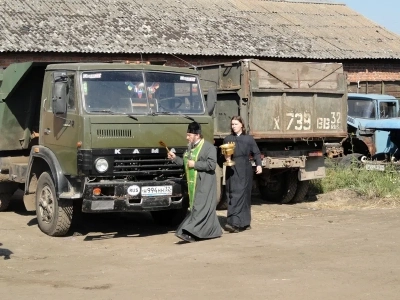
183, 139, 205, 209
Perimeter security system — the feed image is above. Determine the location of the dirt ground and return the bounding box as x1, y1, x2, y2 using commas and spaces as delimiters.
1, 190, 400, 300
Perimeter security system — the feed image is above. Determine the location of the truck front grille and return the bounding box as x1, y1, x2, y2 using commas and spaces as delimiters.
113, 156, 183, 175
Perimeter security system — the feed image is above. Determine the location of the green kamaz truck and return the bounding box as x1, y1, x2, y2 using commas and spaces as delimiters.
197, 59, 348, 205
0, 61, 215, 236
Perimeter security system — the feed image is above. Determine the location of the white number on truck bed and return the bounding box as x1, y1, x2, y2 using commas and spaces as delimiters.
286, 112, 311, 130
317, 112, 341, 130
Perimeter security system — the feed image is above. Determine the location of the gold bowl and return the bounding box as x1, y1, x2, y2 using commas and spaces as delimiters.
220, 142, 236, 166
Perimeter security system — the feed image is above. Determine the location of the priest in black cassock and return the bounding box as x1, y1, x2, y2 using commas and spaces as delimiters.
223, 116, 262, 233
167, 122, 223, 243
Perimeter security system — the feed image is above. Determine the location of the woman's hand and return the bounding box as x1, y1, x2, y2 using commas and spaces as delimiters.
167, 151, 176, 160
255, 166, 262, 174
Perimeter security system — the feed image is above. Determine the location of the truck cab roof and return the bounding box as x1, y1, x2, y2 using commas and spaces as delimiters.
45, 62, 197, 74
348, 93, 398, 101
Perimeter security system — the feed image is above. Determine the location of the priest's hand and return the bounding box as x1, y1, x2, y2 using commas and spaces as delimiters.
255, 166, 262, 174
187, 160, 195, 168
167, 151, 176, 160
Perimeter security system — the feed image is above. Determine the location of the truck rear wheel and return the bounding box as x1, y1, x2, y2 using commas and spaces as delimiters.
36, 172, 73, 236
258, 171, 298, 204
291, 180, 310, 203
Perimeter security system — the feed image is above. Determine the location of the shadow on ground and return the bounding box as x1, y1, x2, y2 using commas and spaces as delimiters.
0, 243, 13, 260
78, 212, 175, 241
8, 188, 294, 240
7, 190, 178, 239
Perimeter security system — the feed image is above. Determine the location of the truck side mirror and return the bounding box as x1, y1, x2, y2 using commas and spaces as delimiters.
206, 88, 217, 115
52, 81, 67, 115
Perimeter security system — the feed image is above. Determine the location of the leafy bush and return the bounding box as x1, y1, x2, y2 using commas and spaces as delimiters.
311, 160, 400, 198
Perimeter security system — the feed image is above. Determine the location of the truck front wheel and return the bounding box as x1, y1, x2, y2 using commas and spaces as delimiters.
36, 172, 73, 236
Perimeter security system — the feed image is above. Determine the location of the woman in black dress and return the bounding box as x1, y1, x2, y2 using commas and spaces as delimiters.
223, 116, 262, 233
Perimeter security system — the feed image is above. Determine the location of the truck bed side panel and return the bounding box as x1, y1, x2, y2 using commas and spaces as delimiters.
248, 60, 347, 139
250, 92, 346, 138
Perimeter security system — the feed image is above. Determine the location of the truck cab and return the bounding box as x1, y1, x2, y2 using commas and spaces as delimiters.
343, 93, 399, 159
0, 61, 215, 236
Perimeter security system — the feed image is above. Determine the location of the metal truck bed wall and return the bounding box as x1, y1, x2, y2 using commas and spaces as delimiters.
198, 59, 347, 140
0, 63, 46, 150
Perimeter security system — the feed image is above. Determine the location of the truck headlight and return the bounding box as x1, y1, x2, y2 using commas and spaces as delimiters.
94, 158, 109, 173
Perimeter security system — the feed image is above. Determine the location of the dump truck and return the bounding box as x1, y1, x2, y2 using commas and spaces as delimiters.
339, 93, 400, 169
197, 59, 347, 205
0, 61, 215, 236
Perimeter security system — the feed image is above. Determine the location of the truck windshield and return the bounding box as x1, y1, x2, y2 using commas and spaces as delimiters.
348, 99, 376, 119
81, 71, 204, 115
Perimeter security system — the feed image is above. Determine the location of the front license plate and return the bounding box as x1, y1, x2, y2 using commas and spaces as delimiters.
141, 185, 173, 196
365, 164, 385, 171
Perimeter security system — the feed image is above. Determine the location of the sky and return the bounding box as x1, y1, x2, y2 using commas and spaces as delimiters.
341, 0, 400, 35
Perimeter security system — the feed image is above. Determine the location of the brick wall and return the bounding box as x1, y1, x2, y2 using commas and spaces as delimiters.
344, 61, 400, 82
344, 61, 400, 98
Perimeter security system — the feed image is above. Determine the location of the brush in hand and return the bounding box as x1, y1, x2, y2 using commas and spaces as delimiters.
159, 140, 170, 152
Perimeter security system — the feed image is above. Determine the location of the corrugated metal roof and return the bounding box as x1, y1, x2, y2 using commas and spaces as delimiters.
1, 0, 400, 59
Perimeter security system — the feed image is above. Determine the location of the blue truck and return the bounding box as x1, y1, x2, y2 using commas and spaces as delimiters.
332, 93, 400, 169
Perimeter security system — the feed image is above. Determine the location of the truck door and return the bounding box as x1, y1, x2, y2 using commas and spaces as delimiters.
375, 100, 397, 153
40, 71, 80, 175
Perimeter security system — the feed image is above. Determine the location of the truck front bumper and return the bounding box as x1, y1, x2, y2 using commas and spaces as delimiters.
81, 179, 185, 213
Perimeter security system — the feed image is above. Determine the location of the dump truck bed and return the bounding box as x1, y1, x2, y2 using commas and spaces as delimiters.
198, 59, 348, 140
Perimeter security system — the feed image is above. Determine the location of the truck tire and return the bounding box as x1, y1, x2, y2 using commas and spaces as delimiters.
0, 193, 13, 212
36, 172, 73, 236
258, 171, 297, 204
339, 153, 362, 167
291, 180, 310, 203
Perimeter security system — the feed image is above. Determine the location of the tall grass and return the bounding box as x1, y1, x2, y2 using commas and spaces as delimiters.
311, 160, 400, 198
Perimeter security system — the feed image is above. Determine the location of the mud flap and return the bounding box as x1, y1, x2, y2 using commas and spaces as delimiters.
298, 157, 325, 181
